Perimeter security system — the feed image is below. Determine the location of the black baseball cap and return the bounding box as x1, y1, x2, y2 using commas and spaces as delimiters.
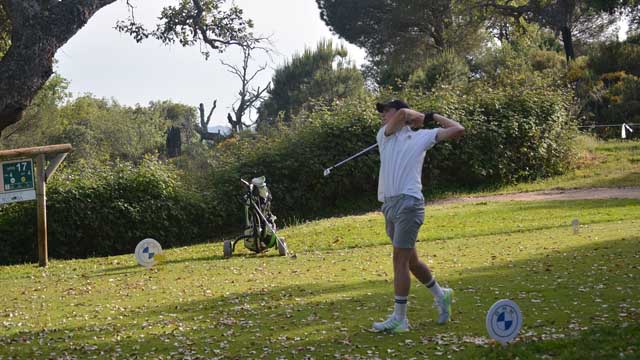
376, 99, 410, 113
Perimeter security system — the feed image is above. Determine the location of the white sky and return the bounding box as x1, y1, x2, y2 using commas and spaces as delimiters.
54, 0, 367, 126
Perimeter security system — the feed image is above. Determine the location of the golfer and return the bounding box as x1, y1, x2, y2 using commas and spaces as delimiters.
373, 100, 465, 332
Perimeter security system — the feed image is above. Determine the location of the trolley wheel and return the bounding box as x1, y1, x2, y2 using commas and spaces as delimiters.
277, 237, 288, 256
223, 239, 233, 258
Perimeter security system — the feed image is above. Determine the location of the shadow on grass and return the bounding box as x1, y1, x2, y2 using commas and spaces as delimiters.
1, 236, 638, 359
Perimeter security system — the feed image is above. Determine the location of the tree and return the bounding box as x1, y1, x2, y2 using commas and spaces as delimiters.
195, 43, 270, 141
629, 1, 640, 33
222, 45, 271, 132
316, 0, 486, 85
258, 40, 365, 126
0, 5, 9, 57
54, 96, 168, 162
149, 101, 198, 159
0, 0, 257, 134
197, 100, 223, 142
477, 0, 630, 62
0, 74, 70, 149
407, 49, 470, 91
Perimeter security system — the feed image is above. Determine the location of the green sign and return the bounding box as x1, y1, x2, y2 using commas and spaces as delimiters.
2, 159, 34, 192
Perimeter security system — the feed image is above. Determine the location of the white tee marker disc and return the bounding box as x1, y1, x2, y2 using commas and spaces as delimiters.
134, 238, 163, 268
486, 299, 523, 345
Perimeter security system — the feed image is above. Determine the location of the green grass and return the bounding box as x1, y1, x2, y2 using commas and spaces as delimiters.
280, 198, 639, 252
436, 137, 640, 199
1, 198, 639, 359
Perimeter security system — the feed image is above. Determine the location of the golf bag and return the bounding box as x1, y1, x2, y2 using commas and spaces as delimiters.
223, 176, 288, 258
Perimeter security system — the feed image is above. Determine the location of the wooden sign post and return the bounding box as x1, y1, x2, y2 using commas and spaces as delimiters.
0, 144, 72, 267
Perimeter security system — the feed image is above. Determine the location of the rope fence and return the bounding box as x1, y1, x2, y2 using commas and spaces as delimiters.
577, 123, 637, 138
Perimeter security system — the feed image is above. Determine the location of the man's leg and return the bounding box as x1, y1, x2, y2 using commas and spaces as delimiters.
373, 247, 412, 332
408, 249, 453, 324
408, 248, 432, 284
392, 247, 413, 319
408, 249, 443, 298
373, 197, 412, 332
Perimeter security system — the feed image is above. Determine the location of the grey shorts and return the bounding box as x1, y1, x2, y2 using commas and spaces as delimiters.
381, 194, 425, 248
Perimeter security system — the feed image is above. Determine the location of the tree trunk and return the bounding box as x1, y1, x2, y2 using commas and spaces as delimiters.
166, 126, 182, 158
560, 25, 575, 62
227, 113, 238, 132
0, 0, 116, 134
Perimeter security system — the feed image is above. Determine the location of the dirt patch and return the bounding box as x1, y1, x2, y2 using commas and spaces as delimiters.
429, 187, 640, 206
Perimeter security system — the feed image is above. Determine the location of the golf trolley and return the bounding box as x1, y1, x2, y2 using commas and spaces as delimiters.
223, 176, 289, 258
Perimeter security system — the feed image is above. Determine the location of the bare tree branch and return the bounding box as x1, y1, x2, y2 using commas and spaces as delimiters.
220, 59, 245, 78
221, 42, 272, 132
242, 120, 256, 128
207, 99, 216, 124
197, 99, 220, 142
246, 63, 268, 84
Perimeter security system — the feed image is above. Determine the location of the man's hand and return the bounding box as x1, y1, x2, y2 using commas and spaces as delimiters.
408, 115, 424, 129
385, 109, 427, 136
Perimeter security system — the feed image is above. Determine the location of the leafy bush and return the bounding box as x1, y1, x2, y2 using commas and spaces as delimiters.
530, 50, 566, 72
575, 70, 640, 138
588, 40, 640, 77
203, 79, 575, 226
207, 95, 381, 222
0, 159, 215, 265
408, 50, 470, 91
396, 82, 575, 187
0, 39, 578, 265
568, 37, 640, 137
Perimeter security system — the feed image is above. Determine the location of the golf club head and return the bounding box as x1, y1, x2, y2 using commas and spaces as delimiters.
323, 168, 331, 177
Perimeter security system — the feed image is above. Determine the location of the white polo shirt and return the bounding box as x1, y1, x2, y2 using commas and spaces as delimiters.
377, 125, 439, 202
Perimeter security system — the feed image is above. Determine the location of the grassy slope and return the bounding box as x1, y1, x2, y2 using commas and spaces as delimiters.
1, 198, 639, 359
434, 138, 640, 199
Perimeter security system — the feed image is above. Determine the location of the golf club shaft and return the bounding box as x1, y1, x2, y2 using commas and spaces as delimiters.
327, 143, 378, 172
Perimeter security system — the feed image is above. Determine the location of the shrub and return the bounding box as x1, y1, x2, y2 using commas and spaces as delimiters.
206, 95, 382, 222
588, 40, 640, 77
0, 45, 578, 264
203, 81, 575, 226
398, 81, 575, 187
0, 159, 214, 265
408, 50, 470, 91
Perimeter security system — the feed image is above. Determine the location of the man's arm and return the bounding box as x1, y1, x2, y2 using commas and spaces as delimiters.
384, 108, 425, 136
433, 114, 465, 142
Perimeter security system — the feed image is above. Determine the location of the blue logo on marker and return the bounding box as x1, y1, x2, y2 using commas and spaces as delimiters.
486, 299, 522, 345
497, 310, 513, 331
143, 246, 155, 259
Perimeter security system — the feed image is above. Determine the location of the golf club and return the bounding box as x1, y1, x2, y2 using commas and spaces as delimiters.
323, 143, 378, 176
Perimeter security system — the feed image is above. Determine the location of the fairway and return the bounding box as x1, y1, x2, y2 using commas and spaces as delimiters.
1, 198, 638, 359
2, 1, 640, 358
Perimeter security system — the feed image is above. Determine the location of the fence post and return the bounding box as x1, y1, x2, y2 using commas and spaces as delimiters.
35, 154, 48, 267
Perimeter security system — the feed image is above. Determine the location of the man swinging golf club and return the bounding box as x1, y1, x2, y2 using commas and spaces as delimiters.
373, 100, 465, 332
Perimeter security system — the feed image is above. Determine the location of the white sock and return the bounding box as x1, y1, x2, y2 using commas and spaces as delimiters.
393, 295, 408, 320
425, 279, 444, 300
